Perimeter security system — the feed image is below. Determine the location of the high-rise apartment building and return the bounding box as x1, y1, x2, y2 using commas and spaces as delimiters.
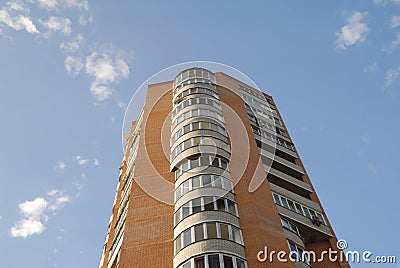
99, 68, 348, 268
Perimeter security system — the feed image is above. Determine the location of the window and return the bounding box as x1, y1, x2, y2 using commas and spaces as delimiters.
273, 193, 281, 205
232, 226, 243, 244
214, 177, 222, 189
208, 255, 220, 268
220, 223, 229, 240
303, 207, 311, 219
194, 224, 204, 242
202, 175, 212, 187
204, 197, 215, 211
175, 233, 182, 252
207, 223, 217, 239
295, 203, 304, 215
217, 199, 225, 211
192, 198, 202, 213
194, 257, 205, 268
192, 176, 200, 189
281, 197, 289, 209
236, 259, 246, 268
288, 200, 296, 212
182, 203, 190, 219
183, 229, 191, 247
288, 242, 309, 264
223, 256, 233, 268
183, 262, 191, 268
227, 200, 236, 215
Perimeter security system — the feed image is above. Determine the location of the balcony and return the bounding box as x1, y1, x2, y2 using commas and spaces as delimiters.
260, 149, 304, 178
266, 167, 312, 198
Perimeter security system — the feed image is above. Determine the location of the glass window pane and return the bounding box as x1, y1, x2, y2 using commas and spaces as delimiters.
194, 257, 205, 268
232, 226, 243, 244
295, 203, 304, 215
183, 180, 190, 195
182, 203, 190, 219
273, 193, 281, 205
183, 262, 191, 268
182, 229, 191, 247
220, 223, 229, 240
207, 223, 217, 239
175, 234, 181, 252
288, 200, 296, 211
216, 199, 226, 211
192, 176, 200, 188
192, 198, 202, 213
194, 224, 204, 242
223, 256, 234, 268
202, 175, 212, 186
281, 197, 289, 209
236, 259, 246, 268
303, 207, 311, 219
208, 254, 220, 268
227, 200, 236, 215
192, 122, 200, 130
203, 197, 215, 211
183, 124, 190, 134
214, 177, 222, 188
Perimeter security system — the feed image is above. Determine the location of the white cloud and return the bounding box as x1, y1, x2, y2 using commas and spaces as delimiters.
40, 16, 72, 37
391, 15, 400, 28
385, 66, 400, 87
75, 155, 89, 165
48, 192, 70, 212
85, 47, 131, 102
65, 56, 83, 76
78, 14, 92, 26
60, 33, 83, 53
335, 11, 369, 50
9, 197, 48, 238
28, 0, 88, 11
10, 190, 72, 238
56, 161, 66, 169
10, 219, 46, 238
0, 2, 39, 35
94, 158, 99, 166
363, 62, 378, 73
384, 32, 400, 52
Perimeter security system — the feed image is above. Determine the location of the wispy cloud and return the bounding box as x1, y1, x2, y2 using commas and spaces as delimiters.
84, 46, 132, 102
56, 161, 66, 170
47, 189, 70, 213
60, 33, 83, 53
384, 32, 400, 52
94, 158, 99, 166
40, 16, 71, 38
385, 66, 400, 87
363, 62, 378, 73
335, 11, 369, 50
27, 0, 88, 11
391, 15, 400, 28
65, 56, 83, 76
10, 189, 71, 238
75, 155, 89, 165
0, 1, 39, 35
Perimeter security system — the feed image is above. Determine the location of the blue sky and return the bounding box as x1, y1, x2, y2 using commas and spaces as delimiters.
0, 1, 399, 267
